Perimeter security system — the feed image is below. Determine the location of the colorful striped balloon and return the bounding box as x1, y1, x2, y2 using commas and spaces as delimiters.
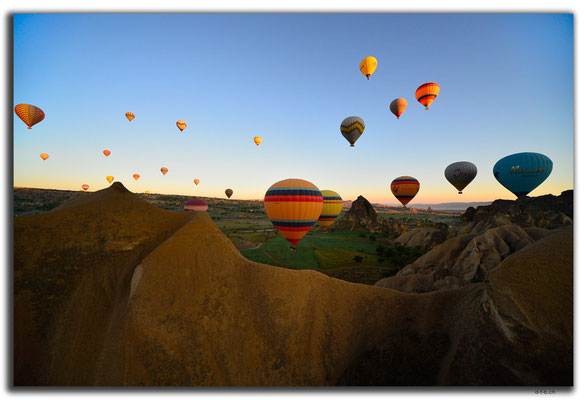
318, 190, 343, 230
125, 112, 135, 122
415, 82, 440, 110
160, 167, 168, 175
15, 104, 45, 129
391, 176, 420, 207
390, 98, 408, 119
184, 198, 208, 212
82, 184, 89, 191
340, 116, 365, 147
264, 178, 323, 250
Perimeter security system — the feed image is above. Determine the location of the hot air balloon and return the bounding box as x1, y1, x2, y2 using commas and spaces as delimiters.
82, 184, 89, 191
161, 167, 168, 175
445, 161, 477, 194
133, 174, 140, 181
493, 152, 553, 198
15, 104, 45, 129
40, 153, 49, 161
145, 191, 151, 194
184, 198, 208, 212
103, 150, 111, 157
264, 178, 323, 250
254, 136, 262, 146
125, 112, 135, 122
390, 98, 408, 119
225, 189, 233, 198
194, 179, 200, 185
340, 116, 365, 147
317, 190, 343, 230
106, 176, 114, 183
177, 120, 187, 132
359, 56, 378, 80
415, 82, 440, 110
390, 176, 420, 207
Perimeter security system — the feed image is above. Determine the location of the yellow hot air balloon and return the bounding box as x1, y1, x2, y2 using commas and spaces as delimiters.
415, 82, 440, 110
82, 184, 89, 191
317, 190, 343, 230
194, 179, 200, 185
264, 178, 323, 250
103, 150, 111, 157
177, 120, 187, 132
390, 176, 420, 207
359, 56, 378, 80
390, 98, 408, 119
40, 153, 49, 161
125, 112, 135, 122
15, 104, 45, 129
106, 176, 114, 183
145, 191, 151, 194
133, 174, 140, 181
161, 167, 168, 175
254, 136, 262, 146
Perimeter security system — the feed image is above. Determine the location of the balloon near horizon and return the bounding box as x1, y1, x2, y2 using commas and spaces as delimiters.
493, 152, 553, 198
184, 198, 208, 212
225, 188, 233, 198
40, 153, 49, 161
106, 176, 114, 183
445, 161, 477, 194
160, 167, 168, 175
390, 176, 420, 207
264, 178, 323, 251
133, 174, 140, 181
82, 184, 89, 191
317, 189, 343, 230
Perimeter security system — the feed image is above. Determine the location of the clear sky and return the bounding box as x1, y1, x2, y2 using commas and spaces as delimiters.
13, 13, 573, 204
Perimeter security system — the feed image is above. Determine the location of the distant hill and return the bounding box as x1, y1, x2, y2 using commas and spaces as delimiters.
387, 202, 492, 211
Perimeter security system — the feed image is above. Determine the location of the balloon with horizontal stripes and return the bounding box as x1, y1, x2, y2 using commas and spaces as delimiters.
359, 56, 377, 80
415, 82, 439, 110
15, 104, 45, 129
391, 176, 420, 207
82, 184, 89, 191
125, 112, 135, 122
225, 188, 233, 198
493, 152, 553, 198
318, 190, 343, 230
445, 161, 477, 194
390, 98, 407, 119
264, 178, 323, 250
340, 116, 365, 147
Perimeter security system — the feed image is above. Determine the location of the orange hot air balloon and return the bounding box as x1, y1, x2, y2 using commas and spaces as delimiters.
103, 150, 111, 157
125, 112, 135, 122
194, 179, 200, 185
390, 176, 420, 207
40, 153, 49, 161
415, 82, 440, 110
176, 120, 187, 132
161, 167, 168, 175
264, 178, 323, 250
390, 98, 408, 119
133, 174, 140, 181
225, 188, 233, 198
15, 104, 45, 129
106, 176, 114, 183
254, 136, 262, 146
82, 184, 89, 191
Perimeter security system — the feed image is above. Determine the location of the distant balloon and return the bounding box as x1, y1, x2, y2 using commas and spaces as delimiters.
103, 150, 111, 157
160, 167, 168, 175
82, 184, 89, 191
264, 178, 323, 250
359, 56, 378, 80
390, 98, 408, 119
184, 198, 208, 212
15, 104, 45, 129
106, 176, 114, 183
493, 152, 553, 198
194, 179, 200, 185
445, 161, 477, 194
225, 188, 233, 198
340, 116, 365, 147
415, 82, 440, 110
40, 153, 49, 161
318, 190, 343, 230
125, 112, 135, 122
254, 136, 262, 146
145, 191, 151, 194
391, 176, 420, 207
177, 120, 187, 132
133, 174, 140, 181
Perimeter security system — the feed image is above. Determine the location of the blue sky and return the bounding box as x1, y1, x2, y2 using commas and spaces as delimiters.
13, 13, 573, 203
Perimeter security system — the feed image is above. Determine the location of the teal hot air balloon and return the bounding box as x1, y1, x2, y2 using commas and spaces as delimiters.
493, 152, 553, 197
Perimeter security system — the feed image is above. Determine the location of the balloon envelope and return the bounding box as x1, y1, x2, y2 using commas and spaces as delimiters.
106, 176, 114, 183
15, 104, 45, 129
225, 189, 233, 198
125, 112, 135, 122
415, 82, 440, 110
391, 176, 420, 207
254, 136, 262, 146
177, 120, 187, 132
445, 161, 477, 194
184, 198, 208, 212
133, 174, 140, 181
194, 179, 200, 185
359, 56, 378, 79
40, 153, 49, 161
340, 116, 365, 147
390, 98, 407, 119
264, 178, 323, 249
161, 167, 168, 175
318, 190, 343, 229
103, 150, 111, 157
82, 184, 89, 191
493, 152, 553, 197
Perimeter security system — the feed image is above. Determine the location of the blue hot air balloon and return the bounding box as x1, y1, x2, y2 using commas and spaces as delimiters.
493, 152, 553, 197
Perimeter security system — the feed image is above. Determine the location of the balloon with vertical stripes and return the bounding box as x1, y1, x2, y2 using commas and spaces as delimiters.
15, 104, 45, 129
391, 176, 420, 207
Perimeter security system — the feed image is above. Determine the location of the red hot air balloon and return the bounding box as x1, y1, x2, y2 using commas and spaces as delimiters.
103, 150, 111, 157
82, 184, 89, 191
